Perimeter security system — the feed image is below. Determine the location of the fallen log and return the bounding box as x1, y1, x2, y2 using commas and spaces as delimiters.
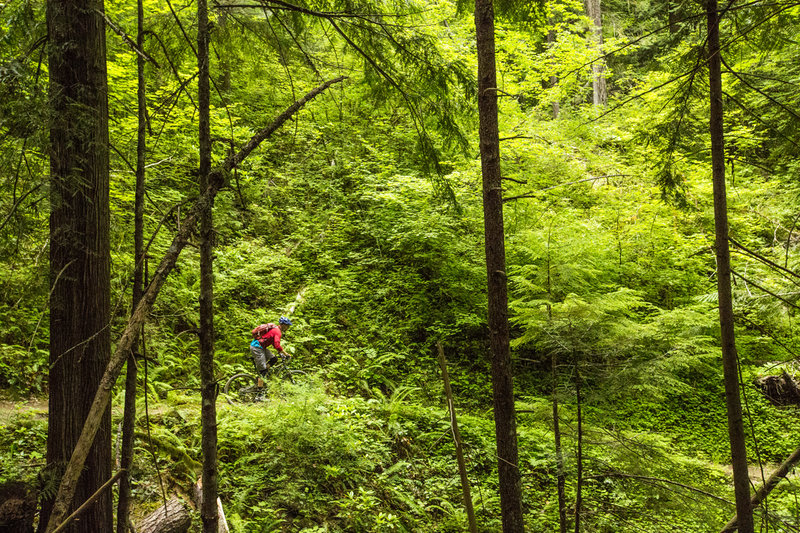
134, 498, 191, 533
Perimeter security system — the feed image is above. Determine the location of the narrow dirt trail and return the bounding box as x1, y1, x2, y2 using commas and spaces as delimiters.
0, 397, 48, 425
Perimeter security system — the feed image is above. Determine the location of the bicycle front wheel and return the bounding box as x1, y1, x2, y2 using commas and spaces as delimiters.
223, 373, 262, 404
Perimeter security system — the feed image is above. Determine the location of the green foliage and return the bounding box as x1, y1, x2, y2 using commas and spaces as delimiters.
4, 0, 800, 529
0, 410, 47, 484
0, 344, 47, 394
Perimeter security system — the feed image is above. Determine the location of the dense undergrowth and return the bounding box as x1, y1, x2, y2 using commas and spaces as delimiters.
4, 357, 800, 532
6, 377, 795, 532
3, 0, 800, 530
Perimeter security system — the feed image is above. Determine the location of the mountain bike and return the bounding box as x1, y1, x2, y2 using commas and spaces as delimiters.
223, 356, 306, 404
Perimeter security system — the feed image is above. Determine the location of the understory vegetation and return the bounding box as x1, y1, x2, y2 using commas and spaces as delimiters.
2, 0, 800, 531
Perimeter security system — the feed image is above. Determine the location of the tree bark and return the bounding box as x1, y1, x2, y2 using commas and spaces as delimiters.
197, 0, 219, 530
706, 1, 753, 531
573, 364, 583, 533
42, 75, 345, 533
438, 343, 478, 533
135, 498, 192, 533
584, 0, 606, 107
546, 29, 559, 119
474, 1, 524, 531
668, 0, 679, 34
217, 11, 231, 96
193, 480, 229, 533
546, 231, 566, 533
552, 351, 567, 533
41, 0, 112, 530
116, 1, 146, 530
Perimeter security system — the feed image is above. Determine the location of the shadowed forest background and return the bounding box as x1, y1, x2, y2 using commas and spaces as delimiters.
2, 0, 800, 531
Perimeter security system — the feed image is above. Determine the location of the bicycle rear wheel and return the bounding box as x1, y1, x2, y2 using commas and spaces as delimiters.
223, 373, 262, 404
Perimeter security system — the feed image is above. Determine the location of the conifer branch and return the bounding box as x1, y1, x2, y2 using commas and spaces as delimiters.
0, 183, 42, 234
587, 473, 734, 505
503, 175, 633, 202
721, 56, 800, 123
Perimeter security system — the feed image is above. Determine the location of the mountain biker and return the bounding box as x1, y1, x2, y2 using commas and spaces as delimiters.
250, 316, 292, 377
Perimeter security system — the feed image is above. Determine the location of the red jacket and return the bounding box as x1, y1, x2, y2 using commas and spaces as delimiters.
257, 326, 283, 352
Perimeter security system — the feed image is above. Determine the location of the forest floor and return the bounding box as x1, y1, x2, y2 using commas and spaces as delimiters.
0, 396, 47, 425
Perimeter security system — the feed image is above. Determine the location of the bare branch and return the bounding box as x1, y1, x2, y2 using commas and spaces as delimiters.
730, 269, 800, 311
51, 470, 126, 533
721, 446, 800, 532
586, 473, 734, 505
0, 183, 42, 233
97, 10, 160, 67
729, 237, 800, 283
503, 175, 634, 203
722, 56, 800, 124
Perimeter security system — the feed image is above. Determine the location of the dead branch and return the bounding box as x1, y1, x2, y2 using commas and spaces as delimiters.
503, 175, 633, 202
97, 10, 160, 67
51, 470, 125, 533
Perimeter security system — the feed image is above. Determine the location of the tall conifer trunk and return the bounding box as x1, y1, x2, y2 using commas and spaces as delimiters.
116, 0, 146, 529
552, 352, 567, 533
585, 0, 606, 106
41, 0, 112, 530
198, 0, 219, 530
546, 28, 559, 119
668, 0, 679, 33
474, 0, 524, 530
706, 1, 753, 531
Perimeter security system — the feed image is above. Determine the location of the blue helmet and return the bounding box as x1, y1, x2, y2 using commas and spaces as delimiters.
279, 316, 292, 326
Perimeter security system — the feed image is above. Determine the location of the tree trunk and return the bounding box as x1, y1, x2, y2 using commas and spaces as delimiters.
41, 75, 346, 533
474, 1, 524, 531
546, 231, 566, 533
552, 352, 567, 533
546, 29, 559, 119
197, 0, 219, 530
573, 364, 583, 533
116, 1, 146, 530
584, 0, 606, 107
41, 0, 112, 530
668, 0, 679, 34
706, 1, 753, 531
194, 480, 229, 533
217, 10, 231, 96
135, 498, 191, 533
